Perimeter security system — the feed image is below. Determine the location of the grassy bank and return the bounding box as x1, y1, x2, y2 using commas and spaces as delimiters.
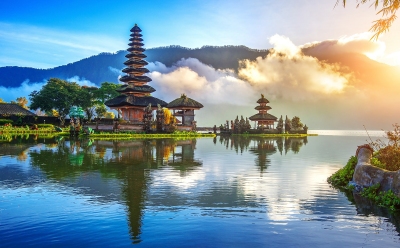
233, 133, 317, 138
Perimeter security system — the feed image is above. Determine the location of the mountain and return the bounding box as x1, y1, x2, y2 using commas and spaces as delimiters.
0, 45, 269, 87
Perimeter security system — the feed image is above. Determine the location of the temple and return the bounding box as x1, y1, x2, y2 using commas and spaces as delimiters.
105, 24, 167, 123
249, 94, 277, 129
167, 94, 204, 126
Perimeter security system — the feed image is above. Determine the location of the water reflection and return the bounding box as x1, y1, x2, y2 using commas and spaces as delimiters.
218, 135, 308, 172
15, 137, 201, 243
1, 134, 400, 246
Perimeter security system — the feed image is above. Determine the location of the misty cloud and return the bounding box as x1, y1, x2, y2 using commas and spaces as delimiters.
238, 35, 354, 101
0, 76, 96, 104
148, 58, 256, 105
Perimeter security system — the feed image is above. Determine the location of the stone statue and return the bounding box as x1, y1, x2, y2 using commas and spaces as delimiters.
156, 104, 165, 132
143, 103, 153, 132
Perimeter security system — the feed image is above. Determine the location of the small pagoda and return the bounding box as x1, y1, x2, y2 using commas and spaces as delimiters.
249, 94, 277, 129
167, 94, 203, 126
105, 24, 167, 123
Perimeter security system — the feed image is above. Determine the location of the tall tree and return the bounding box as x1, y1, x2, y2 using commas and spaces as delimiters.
29, 78, 82, 126
337, 0, 399, 39
80, 86, 99, 121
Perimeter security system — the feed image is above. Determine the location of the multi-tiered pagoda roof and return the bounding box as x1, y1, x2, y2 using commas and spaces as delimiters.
105, 24, 167, 110
249, 94, 277, 128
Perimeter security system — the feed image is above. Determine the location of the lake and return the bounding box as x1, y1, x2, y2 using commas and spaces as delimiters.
1, 131, 399, 247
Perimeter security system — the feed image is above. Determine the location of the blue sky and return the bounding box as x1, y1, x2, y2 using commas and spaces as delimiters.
1, 0, 399, 69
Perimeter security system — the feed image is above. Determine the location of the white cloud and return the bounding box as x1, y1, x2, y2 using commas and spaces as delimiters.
238, 35, 354, 101
149, 58, 256, 105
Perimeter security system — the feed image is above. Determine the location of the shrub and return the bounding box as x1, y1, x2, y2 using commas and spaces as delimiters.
370, 123, 400, 171
0, 119, 13, 125
37, 124, 54, 128
361, 183, 400, 211
327, 156, 358, 188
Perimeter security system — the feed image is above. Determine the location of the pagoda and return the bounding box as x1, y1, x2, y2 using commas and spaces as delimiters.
249, 94, 277, 129
105, 24, 167, 123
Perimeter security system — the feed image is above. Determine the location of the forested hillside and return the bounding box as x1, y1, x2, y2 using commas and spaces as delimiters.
0, 46, 269, 87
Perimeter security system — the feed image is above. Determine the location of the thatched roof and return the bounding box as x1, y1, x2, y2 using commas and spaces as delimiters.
105, 95, 167, 108
116, 84, 155, 94
128, 42, 144, 47
130, 24, 142, 32
122, 67, 149, 74
167, 94, 204, 109
129, 37, 143, 42
127, 47, 145, 53
119, 75, 151, 83
255, 105, 271, 111
249, 113, 277, 121
130, 33, 143, 38
257, 94, 270, 104
0, 103, 36, 116
124, 59, 148, 66
125, 53, 147, 59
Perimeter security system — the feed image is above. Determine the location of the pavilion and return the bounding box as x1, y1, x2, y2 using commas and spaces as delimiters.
167, 94, 203, 126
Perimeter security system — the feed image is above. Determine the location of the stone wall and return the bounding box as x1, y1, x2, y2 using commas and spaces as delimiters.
353, 145, 400, 197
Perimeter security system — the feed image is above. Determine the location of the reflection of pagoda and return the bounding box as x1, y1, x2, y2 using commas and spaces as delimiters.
105, 24, 167, 122
249, 94, 277, 129
249, 138, 277, 172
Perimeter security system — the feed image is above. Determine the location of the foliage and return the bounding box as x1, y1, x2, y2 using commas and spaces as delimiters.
369, 123, 400, 171
16, 97, 28, 109
104, 111, 115, 119
291, 116, 304, 130
163, 108, 173, 125
95, 104, 107, 118
361, 183, 400, 211
370, 156, 386, 169
0, 98, 5, 103
337, 0, 399, 39
37, 124, 54, 128
0, 119, 13, 125
80, 86, 98, 121
327, 156, 358, 188
29, 78, 82, 126
96, 82, 119, 103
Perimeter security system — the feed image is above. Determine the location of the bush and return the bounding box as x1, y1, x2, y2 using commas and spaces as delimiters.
370, 123, 400, 171
0, 119, 13, 125
327, 156, 358, 188
37, 124, 54, 128
361, 183, 400, 211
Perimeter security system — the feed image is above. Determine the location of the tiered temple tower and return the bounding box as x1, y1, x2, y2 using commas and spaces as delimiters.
249, 94, 277, 129
105, 24, 167, 123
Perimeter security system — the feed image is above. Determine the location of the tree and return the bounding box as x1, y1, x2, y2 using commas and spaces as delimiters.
291, 116, 304, 130
95, 104, 107, 118
337, 0, 399, 39
96, 82, 119, 103
80, 86, 99, 121
29, 78, 82, 126
0, 98, 5, 103
16, 97, 28, 109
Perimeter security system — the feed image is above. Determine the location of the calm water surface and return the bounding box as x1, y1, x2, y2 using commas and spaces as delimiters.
0, 131, 399, 247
